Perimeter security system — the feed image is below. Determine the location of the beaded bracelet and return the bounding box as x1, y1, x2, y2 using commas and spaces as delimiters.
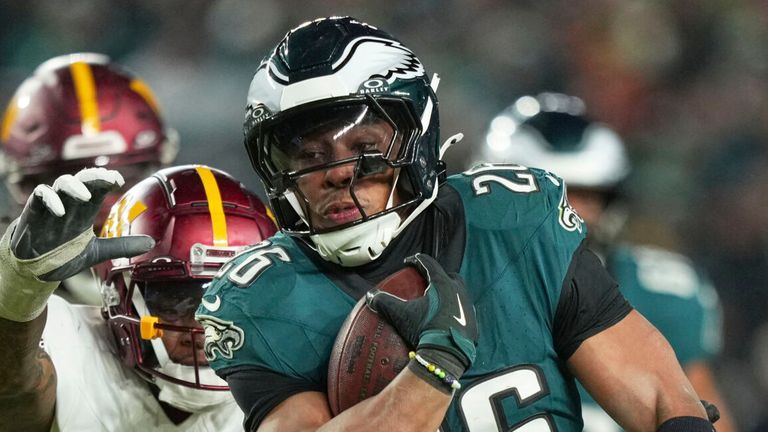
409, 351, 462, 390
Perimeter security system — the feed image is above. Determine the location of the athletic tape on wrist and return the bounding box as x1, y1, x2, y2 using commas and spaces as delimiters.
0, 219, 94, 322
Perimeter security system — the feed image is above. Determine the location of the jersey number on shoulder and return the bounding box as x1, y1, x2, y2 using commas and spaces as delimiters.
458, 365, 554, 432
464, 163, 539, 195
218, 241, 291, 287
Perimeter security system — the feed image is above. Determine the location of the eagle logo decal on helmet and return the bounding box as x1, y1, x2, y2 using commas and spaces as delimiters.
266, 36, 425, 86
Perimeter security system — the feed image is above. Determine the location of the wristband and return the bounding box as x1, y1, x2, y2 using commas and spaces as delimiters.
656, 416, 715, 432
0, 219, 92, 322
408, 351, 461, 391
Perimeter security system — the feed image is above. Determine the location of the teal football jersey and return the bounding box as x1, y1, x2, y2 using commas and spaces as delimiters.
579, 244, 722, 432
198, 164, 591, 431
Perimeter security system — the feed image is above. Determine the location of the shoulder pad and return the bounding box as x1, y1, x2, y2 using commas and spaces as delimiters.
448, 163, 585, 234
195, 233, 352, 378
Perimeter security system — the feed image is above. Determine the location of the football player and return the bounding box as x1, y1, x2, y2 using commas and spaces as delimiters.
0, 53, 179, 304
0, 165, 276, 431
196, 17, 714, 432
479, 92, 734, 432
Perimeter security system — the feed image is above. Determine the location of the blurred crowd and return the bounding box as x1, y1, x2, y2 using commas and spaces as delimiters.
2, 0, 767, 429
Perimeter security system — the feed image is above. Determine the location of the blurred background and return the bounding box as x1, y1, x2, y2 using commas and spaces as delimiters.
1, 0, 766, 428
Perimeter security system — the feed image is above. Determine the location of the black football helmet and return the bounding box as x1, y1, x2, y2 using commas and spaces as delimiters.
243, 17, 442, 266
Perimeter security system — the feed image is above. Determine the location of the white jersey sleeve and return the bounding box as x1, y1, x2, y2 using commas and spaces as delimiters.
42, 295, 244, 432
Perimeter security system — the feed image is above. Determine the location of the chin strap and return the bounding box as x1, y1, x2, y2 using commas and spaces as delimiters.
393, 132, 464, 238
130, 281, 170, 366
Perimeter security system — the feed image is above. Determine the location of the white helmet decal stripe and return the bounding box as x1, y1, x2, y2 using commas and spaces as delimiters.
266, 56, 289, 82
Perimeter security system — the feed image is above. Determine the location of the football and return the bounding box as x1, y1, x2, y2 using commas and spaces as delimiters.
327, 266, 427, 415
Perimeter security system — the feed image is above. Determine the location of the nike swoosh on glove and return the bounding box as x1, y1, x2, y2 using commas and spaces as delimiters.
0, 168, 154, 322
366, 253, 478, 377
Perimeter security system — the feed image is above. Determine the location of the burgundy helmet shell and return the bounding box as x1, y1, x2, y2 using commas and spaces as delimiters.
0, 53, 178, 210
97, 164, 276, 389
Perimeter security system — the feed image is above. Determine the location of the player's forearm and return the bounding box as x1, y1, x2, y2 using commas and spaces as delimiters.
0, 312, 49, 392
0, 312, 57, 431
319, 368, 451, 432
685, 362, 736, 432
570, 311, 709, 431
618, 354, 709, 430
653, 380, 708, 427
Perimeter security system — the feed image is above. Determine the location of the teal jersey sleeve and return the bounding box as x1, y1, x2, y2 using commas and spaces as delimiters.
195, 234, 358, 385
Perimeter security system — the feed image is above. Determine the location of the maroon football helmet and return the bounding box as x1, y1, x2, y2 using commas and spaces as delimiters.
0, 53, 178, 227
96, 164, 276, 390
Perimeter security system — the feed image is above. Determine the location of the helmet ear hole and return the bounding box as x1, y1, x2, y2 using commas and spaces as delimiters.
108, 320, 137, 368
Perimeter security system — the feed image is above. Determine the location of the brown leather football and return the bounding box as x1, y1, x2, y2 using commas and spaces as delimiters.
327, 266, 427, 416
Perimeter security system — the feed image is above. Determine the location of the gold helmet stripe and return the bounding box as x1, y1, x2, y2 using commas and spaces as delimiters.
195, 165, 228, 247
129, 79, 160, 115
127, 200, 148, 225
265, 206, 277, 227
70, 61, 100, 135
0, 96, 18, 142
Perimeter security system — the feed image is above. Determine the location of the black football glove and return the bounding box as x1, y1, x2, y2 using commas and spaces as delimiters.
366, 253, 478, 383
0, 168, 154, 322
10, 167, 154, 281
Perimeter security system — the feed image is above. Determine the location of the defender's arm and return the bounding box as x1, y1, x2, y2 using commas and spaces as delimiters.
0, 313, 56, 432
0, 168, 153, 432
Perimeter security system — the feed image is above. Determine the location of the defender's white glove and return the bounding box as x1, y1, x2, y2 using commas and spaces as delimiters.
0, 168, 154, 322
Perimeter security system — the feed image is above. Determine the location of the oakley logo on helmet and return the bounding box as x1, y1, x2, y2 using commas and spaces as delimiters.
198, 315, 245, 361
246, 104, 271, 123
359, 78, 389, 95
